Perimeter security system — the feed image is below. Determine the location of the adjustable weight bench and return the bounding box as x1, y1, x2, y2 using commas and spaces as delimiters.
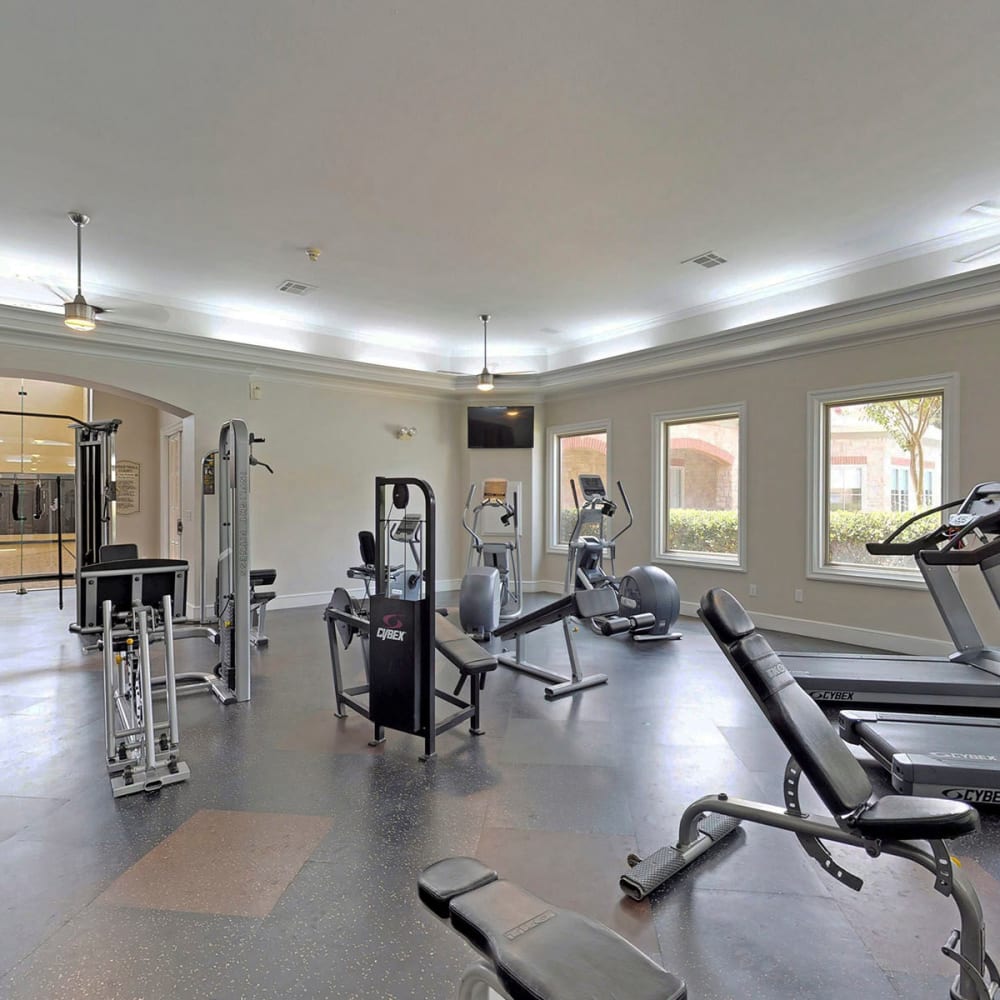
419, 857, 686, 1000
622, 588, 996, 1000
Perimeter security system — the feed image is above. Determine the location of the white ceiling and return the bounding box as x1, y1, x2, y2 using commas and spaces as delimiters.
2, 0, 1000, 378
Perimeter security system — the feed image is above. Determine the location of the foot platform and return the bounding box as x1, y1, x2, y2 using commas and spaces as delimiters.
621, 814, 742, 900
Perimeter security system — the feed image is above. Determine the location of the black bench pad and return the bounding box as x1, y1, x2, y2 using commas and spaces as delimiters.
435, 613, 498, 675
850, 794, 979, 841
250, 568, 277, 587
420, 858, 686, 1000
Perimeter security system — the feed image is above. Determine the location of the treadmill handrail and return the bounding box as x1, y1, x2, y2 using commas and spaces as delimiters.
922, 534, 1000, 566
865, 497, 962, 555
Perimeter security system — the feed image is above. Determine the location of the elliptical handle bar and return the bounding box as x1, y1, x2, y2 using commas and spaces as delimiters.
461, 483, 481, 545
607, 480, 634, 545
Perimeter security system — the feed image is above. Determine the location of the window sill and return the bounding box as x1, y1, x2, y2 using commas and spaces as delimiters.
654, 553, 746, 573
807, 566, 927, 590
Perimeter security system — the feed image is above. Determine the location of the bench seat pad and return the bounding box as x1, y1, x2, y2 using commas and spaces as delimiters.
435, 613, 498, 674
449, 876, 686, 1000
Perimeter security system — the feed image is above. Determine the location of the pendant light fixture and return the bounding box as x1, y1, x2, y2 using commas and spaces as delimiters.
476, 313, 495, 392
64, 212, 97, 332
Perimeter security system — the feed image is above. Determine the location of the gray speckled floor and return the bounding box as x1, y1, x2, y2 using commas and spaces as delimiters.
1, 588, 999, 999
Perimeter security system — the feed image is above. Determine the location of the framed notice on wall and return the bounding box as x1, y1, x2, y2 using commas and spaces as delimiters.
117, 460, 140, 515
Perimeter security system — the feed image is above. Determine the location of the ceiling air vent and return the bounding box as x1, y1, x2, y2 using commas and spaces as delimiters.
277, 279, 317, 296
683, 251, 727, 269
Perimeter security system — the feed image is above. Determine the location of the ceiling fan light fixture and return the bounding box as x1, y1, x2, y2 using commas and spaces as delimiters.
63, 211, 97, 332
477, 369, 495, 391
64, 292, 96, 331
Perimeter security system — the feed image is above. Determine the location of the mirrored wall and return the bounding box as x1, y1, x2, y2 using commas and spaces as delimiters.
0, 379, 88, 593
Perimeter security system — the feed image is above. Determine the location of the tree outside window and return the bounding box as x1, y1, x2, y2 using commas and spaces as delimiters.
824, 394, 943, 569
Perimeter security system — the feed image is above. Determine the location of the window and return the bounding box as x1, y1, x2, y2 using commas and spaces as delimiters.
808, 374, 958, 586
890, 468, 910, 512
830, 465, 864, 511
653, 403, 746, 569
548, 421, 609, 547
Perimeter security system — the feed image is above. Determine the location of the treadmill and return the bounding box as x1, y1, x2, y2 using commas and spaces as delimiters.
839, 711, 1000, 803
783, 482, 1000, 709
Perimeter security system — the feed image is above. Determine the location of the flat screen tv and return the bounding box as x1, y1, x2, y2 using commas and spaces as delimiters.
467, 406, 534, 449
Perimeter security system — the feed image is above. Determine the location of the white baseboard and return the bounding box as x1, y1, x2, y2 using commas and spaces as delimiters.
678, 600, 953, 656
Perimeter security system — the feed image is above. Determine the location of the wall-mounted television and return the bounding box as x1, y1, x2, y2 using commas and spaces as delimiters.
467, 405, 534, 449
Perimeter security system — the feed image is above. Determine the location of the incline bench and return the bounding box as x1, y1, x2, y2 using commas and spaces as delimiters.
621, 588, 996, 1000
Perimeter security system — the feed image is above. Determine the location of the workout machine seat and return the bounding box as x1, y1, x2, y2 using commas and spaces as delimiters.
700, 589, 978, 842
419, 857, 686, 1000
250, 569, 277, 603
99, 543, 139, 562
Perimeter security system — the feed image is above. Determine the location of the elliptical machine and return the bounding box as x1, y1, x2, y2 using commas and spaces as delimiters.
565, 474, 681, 641
458, 479, 523, 639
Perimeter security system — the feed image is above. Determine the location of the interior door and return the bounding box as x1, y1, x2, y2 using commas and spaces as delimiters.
167, 429, 182, 558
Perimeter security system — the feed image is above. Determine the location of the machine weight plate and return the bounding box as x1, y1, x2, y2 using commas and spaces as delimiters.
331, 587, 360, 649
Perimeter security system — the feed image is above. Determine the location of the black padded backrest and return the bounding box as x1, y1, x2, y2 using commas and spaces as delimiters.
99, 543, 139, 562
700, 589, 873, 817
358, 530, 376, 566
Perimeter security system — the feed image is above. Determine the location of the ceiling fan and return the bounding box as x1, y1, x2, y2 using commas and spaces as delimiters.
63, 212, 101, 330
439, 314, 536, 391
0, 212, 169, 327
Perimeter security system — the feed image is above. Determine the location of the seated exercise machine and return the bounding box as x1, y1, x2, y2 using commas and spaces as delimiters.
783, 481, 1000, 708
323, 477, 498, 759
622, 589, 996, 1000
458, 479, 523, 638
194, 419, 275, 703
419, 856, 687, 1000
79, 557, 191, 797
493, 587, 619, 699
565, 474, 681, 641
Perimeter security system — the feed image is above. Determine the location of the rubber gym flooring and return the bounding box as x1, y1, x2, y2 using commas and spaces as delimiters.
2, 590, 1000, 999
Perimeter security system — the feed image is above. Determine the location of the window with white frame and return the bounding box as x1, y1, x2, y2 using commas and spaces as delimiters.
653, 403, 746, 568
830, 465, 865, 511
809, 374, 957, 585
890, 467, 910, 512
549, 421, 609, 547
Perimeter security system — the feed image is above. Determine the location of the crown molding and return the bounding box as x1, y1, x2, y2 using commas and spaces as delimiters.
536, 266, 1000, 397
3, 263, 1000, 401
0, 305, 459, 399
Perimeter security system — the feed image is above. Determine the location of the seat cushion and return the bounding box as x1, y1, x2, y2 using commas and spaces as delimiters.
435, 613, 498, 674
450, 879, 686, 1000
851, 794, 979, 841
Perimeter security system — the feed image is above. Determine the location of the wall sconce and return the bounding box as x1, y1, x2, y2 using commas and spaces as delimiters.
396, 426, 417, 440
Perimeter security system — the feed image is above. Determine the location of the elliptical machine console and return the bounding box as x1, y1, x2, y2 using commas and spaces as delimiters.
565, 475, 681, 642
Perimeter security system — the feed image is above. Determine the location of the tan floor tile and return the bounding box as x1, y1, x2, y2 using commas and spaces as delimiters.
475, 826, 660, 962
98, 808, 332, 917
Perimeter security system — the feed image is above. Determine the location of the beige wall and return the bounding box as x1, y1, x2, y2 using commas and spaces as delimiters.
5, 313, 1000, 649
0, 343, 464, 613
92, 390, 162, 558
541, 319, 1000, 648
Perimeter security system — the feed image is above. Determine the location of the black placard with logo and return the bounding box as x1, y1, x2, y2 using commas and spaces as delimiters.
369, 595, 422, 733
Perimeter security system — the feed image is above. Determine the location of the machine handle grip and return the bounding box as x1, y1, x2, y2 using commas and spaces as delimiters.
921, 535, 1000, 565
